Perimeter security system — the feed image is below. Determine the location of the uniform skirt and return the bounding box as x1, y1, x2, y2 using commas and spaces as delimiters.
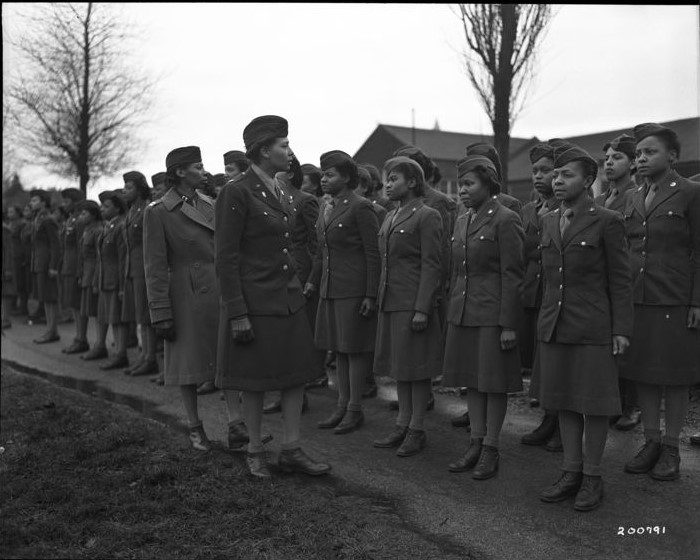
33, 272, 58, 303
80, 287, 98, 318
12, 258, 28, 295
535, 342, 621, 416
122, 276, 150, 325
216, 307, 317, 392
620, 305, 700, 386
373, 309, 443, 382
315, 296, 377, 353
60, 274, 81, 310
442, 324, 522, 393
97, 289, 122, 325
519, 307, 538, 371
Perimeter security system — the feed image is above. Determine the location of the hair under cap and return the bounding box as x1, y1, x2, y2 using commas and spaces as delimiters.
465, 142, 503, 180
300, 163, 321, 176
98, 189, 127, 213
529, 142, 556, 164
122, 171, 151, 198
633, 123, 672, 144
165, 146, 202, 171
552, 144, 597, 170
603, 134, 636, 160
223, 150, 247, 165
60, 187, 85, 203
384, 156, 425, 183
456, 155, 497, 178
29, 189, 52, 207
243, 115, 288, 151
78, 200, 101, 220
320, 150, 354, 171
151, 172, 167, 187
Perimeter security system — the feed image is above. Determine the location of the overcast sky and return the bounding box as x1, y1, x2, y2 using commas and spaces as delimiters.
3, 3, 699, 199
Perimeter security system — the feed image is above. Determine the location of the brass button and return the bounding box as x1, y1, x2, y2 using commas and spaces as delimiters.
282, 265, 288, 271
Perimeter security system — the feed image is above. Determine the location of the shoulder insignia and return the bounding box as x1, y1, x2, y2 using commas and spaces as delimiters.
147, 199, 162, 208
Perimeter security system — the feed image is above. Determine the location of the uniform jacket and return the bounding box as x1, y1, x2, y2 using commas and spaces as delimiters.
288, 188, 319, 284
423, 185, 458, 289
368, 198, 389, 226
521, 196, 560, 308
10, 219, 26, 264
594, 179, 637, 215
447, 198, 524, 329
623, 170, 700, 307
30, 209, 60, 273
377, 200, 443, 314
538, 199, 633, 344
498, 192, 523, 215
78, 222, 101, 288
309, 190, 380, 300
124, 199, 148, 279
371, 195, 395, 213
95, 215, 126, 292
143, 188, 219, 378
2, 223, 16, 293
60, 213, 82, 277
215, 169, 305, 319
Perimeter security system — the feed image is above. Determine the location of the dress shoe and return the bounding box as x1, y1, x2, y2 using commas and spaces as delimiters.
614, 407, 642, 431
690, 433, 700, 447
81, 346, 108, 360
396, 428, 427, 457
650, 444, 680, 481
335, 410, 364, 434
472, 445, 499, 480
521, 413, 557, 446
373, 425, 408, 448
100, 354, 129, 370
196, 381, 217, 395
540, 471, 583, 503
448, 437, 482, 472
431, 375, 443, 386
227, 422, 273, 450
246, 451, 271, 478
545, 426, 563, 452
574, 475, 604, 511
624, 439, 662, 474
305, 375, 329, 390
188, 425, 212, 452
451, 411, 471, 428
317, 407, 347, 429
361, 384, 378, 399
63, 339, 90, 354
128, 360, 159, 377
278, 447, 331, 476
33, 331, 60, 344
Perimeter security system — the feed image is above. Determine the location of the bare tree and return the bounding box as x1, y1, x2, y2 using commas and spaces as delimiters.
456, 4, 553, 189
5, 3, 155, 193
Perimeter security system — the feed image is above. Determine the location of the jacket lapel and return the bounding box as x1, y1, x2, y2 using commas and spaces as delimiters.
545, 209, 562, 251
467, 197, 498, 237
325, 192, 355, 230
647, 171, 681, 216
162, 187, 215, 231
562, 201, 598, 246
248, 168, 286, 215
389, 200, 423, 234
629, 184, 646, 218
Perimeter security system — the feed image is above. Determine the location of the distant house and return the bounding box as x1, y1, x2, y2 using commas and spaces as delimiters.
354, 117, 700, 203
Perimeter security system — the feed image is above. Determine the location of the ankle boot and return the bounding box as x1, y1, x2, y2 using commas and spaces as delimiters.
396, 428, 426, 457
521, 413, 557, 446
448, 437, 482, 472
373, 425, 408, 448
334, 410, 364, 434
650, 444, 680, 481
540, 471, 583, 503
472, 445, 499, 480
317, 407, 347, 429
624, 439, 662, 474
574, 475, 604, 511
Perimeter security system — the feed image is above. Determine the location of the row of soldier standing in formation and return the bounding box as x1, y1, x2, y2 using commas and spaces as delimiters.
2, 116, 698, 513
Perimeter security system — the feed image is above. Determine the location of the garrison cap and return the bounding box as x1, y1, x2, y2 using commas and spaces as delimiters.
243, 115, 288, 152
98, 189, 127, 213
529, 142, 556, 164
632, 122, 681, 156
603, 134, 636, 160
300, 163, 321, 176
223, 150, 247, 165
165, 146, 202, 171
552, 144, 597, 169
77, 200, 101, 220
465, 142, 503, 180
122, 171, 151, 198
151, 172, 167, 187
320, 150, 354, 171
456, 155, 498, 178
383, 156, 426, 188
392, 145, 435, 179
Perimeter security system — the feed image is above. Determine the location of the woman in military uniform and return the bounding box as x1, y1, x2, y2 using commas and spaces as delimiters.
73, 200, 102, 354
305, 150, 380, 435
537, 144, 632, 512
519, 142, 562, 452
121, 171, 159, 377
620, 123, 700, 482
215, 116, 330, 478
372, 156, 443, 457
442, 155, 524, 481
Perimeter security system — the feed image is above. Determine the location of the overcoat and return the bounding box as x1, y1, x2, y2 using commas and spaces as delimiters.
447, 198, 524, 329
537, 200, 633, 344
60, 214, 81, 277
309, 190, 380, 299
143, 188, 218, 386
78, 223, 101, 290
214, 168, 316, 391
94, 216, 126, 293
31, 210, 60, 274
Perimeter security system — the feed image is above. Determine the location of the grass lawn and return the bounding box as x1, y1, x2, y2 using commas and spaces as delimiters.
0, 365, 467, 560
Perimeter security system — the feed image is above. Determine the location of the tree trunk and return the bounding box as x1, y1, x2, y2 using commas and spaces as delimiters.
78, 3, 93, 194
492, 3, 517, 192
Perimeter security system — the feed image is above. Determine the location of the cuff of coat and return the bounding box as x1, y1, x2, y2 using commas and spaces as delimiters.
224, 297, 248, 320
149, 300, 173, 323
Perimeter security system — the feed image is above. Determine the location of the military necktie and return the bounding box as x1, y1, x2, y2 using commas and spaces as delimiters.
604, 188, 618, 208
323, 199, 335, 222
560, 208, 574, 239
644, 183, 657, 214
